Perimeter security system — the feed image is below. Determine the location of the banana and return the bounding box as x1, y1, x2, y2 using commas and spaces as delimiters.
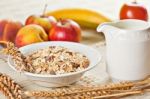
45, 8, 111, 29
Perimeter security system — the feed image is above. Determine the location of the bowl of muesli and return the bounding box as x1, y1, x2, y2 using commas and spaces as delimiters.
8, 41, 101, 87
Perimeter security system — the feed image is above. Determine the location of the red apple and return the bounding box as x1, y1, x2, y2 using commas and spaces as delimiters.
120, 1, 148, 21
25, 15, 57, 33
0, 20, 8, 40
0, 20, 23, 43
49, 19, 81, 42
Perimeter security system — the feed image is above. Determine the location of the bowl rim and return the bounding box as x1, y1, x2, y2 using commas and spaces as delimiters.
8, 41, 102, 78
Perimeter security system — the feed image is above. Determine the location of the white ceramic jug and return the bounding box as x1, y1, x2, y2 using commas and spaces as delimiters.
97, 19, 150, 81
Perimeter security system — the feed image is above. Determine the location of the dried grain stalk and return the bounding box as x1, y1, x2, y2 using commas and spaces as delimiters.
0, 82, 15, 99
0, 41, 33, 72
0, 73, 23, 99
24, 76, 150, 98
93, 89, 150, 99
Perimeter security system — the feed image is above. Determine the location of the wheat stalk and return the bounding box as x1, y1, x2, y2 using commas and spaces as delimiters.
23, 85, 127, 98
0, 81, 15, 99
24, 78, 150, 99
0, 41, 33, 72
24, 76, 150, 98
93, 89, 150, 99
0, 73, 23, 99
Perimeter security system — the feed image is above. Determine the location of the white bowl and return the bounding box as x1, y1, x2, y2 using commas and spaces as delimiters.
8, 41, 101, 87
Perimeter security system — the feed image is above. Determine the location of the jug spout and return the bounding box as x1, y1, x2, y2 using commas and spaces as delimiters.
97, 22, 123, 40
97, 22, 121, 33
97, 23, 110, 33
97, 19, 150, 41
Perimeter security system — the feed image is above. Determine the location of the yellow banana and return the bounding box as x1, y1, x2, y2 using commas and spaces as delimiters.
45, 8, 111, 29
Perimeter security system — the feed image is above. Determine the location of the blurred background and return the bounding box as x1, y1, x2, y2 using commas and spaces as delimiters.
0, 0, 150, 45
0, 0, 149, 22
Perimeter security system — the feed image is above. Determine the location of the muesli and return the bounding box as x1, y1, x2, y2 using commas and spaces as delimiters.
24, 46, 89, 75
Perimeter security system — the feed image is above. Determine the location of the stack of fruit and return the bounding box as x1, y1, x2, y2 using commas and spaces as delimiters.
0, 8, 111, 47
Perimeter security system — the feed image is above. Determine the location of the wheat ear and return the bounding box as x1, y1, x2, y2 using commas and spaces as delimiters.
0, 73, 24, 99
0, 81, 15, 99
0, 41, 33, 72
24, 76, 150, 98
0, 73, 23, 99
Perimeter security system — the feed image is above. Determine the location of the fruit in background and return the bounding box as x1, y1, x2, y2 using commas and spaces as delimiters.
49, 19, 81, 42
15, 24, 48, 47
45, 8, 111, 29
3, 21, 23, 42
0, 20, 22, 43
25, 15, 57, 33
120, 1, 148, 21
0, 20, 7, 40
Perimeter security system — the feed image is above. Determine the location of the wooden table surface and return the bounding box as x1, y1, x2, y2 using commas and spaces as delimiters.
0, 0, 150, 98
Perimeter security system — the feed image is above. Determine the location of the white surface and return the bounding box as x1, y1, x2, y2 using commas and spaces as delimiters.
0, 42, 150, 99
0, 0, 150, 98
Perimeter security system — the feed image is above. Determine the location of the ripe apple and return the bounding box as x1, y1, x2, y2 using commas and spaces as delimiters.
0, 20, 22, 43
49, 19, 81, 42
120, 1, 148, 21
15, 24, 48, 47
0, 20, 8, 40
25, 15, 57, 33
